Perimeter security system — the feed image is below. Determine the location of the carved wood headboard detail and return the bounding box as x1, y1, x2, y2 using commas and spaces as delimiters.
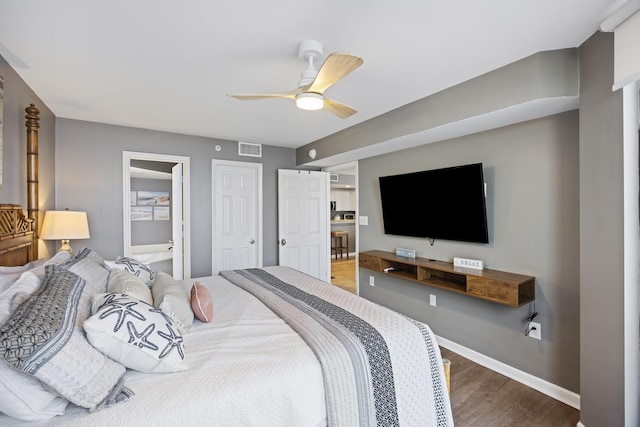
0, 104, 39, 266
0, 205, 35, 266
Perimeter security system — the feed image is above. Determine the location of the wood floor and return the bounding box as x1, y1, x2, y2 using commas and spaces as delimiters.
329, 258, 580, 426
440, 347, 580, 426
330, 256, 356, 294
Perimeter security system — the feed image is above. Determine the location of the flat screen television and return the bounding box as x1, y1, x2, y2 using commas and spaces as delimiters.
378, 163, 489, 243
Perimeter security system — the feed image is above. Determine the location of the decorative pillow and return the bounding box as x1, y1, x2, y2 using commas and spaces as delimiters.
0, 271, 41, 325
28, 250, 73, 278
0, 258, 45, 274
152, 271, 194, 333
0, 359, 68, 421
0, 259, 45, 293
0, 273, 21, 294
84, 293, 187, 374
191, 281, 213, 323
105, 256, 155, 285
108, 268, 153, 305
0, 250, 71, 294
60, 247, 110, 294
0, 265, 127, 410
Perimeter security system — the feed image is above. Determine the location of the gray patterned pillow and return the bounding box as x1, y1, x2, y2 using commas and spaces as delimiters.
0, 265, 128, 410
60, 247, 110, 294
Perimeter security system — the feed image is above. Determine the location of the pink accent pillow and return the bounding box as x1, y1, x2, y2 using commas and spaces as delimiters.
191, 281, 213, 322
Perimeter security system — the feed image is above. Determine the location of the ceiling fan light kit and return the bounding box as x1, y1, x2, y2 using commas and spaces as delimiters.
228, 40, 363, 118
296, 92, 324, 110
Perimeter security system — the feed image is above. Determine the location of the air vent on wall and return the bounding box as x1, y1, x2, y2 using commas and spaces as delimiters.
330, 173, 339, 182
238, 142, 262, 158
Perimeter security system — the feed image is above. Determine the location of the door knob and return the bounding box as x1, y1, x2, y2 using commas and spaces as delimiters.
250, 239, 255, 244
280, 238, 287, 246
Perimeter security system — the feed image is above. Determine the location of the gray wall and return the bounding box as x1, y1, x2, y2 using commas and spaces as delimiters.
578, 32, 625, 427
55, 118, 299, 277
358, 110, 580, 392
298, 49, 579, 165
0, 54, 56, 257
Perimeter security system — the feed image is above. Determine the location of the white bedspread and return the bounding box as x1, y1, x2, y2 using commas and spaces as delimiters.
0, 275, 327, 427
222, 267, 453, 427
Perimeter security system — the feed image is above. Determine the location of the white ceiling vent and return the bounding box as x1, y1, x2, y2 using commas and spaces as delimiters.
238, 141, 262, 158
238, 141, 262, 157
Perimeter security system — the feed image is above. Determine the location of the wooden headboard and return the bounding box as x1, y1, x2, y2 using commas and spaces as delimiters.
0, 104, 40, 266
0, 205, 35, 266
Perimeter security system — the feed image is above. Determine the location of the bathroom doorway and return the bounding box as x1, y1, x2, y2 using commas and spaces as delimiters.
123, 151, 191, 279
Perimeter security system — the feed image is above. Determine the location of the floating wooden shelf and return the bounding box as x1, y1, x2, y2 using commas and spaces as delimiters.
359, 250, 535, 307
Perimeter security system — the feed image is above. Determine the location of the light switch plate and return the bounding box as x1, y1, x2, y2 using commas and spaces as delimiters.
453, 257, 484, 270
359, 216, 368, 225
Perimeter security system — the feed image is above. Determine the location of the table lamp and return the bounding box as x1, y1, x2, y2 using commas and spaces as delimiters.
39, 210, 90, 253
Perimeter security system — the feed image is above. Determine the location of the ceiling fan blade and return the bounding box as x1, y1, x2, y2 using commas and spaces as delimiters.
324, 98, 357, 119
308, 53, 363, 94
228, 87, 304, 101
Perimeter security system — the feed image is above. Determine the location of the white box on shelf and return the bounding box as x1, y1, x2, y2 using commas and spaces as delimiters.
395, 248, 416, 258
453, 257, 484, 270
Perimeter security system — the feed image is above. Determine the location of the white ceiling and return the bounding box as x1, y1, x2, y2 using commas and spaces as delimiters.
0, 0, 624, 149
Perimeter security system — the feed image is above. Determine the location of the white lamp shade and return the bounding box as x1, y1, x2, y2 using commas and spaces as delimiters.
40, 211, 90, 240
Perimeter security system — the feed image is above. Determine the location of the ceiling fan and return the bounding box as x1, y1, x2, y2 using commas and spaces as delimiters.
228, 40, 363, 119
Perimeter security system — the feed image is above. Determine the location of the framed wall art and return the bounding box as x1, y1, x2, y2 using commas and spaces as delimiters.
131, 206, 153, 221
137, 191, 170, 205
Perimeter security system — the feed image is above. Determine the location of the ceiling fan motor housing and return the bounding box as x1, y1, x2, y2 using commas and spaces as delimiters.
298, 40, 323, 87
298, 39, 323, 60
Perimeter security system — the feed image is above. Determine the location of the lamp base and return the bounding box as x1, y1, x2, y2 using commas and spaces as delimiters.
58, 240, 73, 253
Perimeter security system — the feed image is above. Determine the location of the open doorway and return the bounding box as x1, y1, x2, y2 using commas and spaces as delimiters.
324, 162, 358, 295
123, 151, 191, 280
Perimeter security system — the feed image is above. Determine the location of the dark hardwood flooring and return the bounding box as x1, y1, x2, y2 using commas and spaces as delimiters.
441, 347, 580, 426
330, 257, 580, 426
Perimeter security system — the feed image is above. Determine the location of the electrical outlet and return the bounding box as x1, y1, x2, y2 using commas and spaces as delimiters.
528, 321, 541, 340
369, 276, 375, 287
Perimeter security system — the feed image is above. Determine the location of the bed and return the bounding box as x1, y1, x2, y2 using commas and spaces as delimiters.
0, 105, 453, 426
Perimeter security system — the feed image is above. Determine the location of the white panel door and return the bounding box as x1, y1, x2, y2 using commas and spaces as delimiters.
171, 163, 184, 279
212, 160, 262, 274
278, 169, 330, 281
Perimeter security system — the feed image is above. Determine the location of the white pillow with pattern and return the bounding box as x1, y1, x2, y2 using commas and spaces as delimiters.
84, 293, 187, 374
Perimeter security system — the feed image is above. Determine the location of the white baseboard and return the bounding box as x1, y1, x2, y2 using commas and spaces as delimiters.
436, 335, 580, 410
577, 421, 586, 427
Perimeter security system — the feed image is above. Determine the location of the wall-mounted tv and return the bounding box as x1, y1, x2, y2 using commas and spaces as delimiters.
378, 163, 489, 243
